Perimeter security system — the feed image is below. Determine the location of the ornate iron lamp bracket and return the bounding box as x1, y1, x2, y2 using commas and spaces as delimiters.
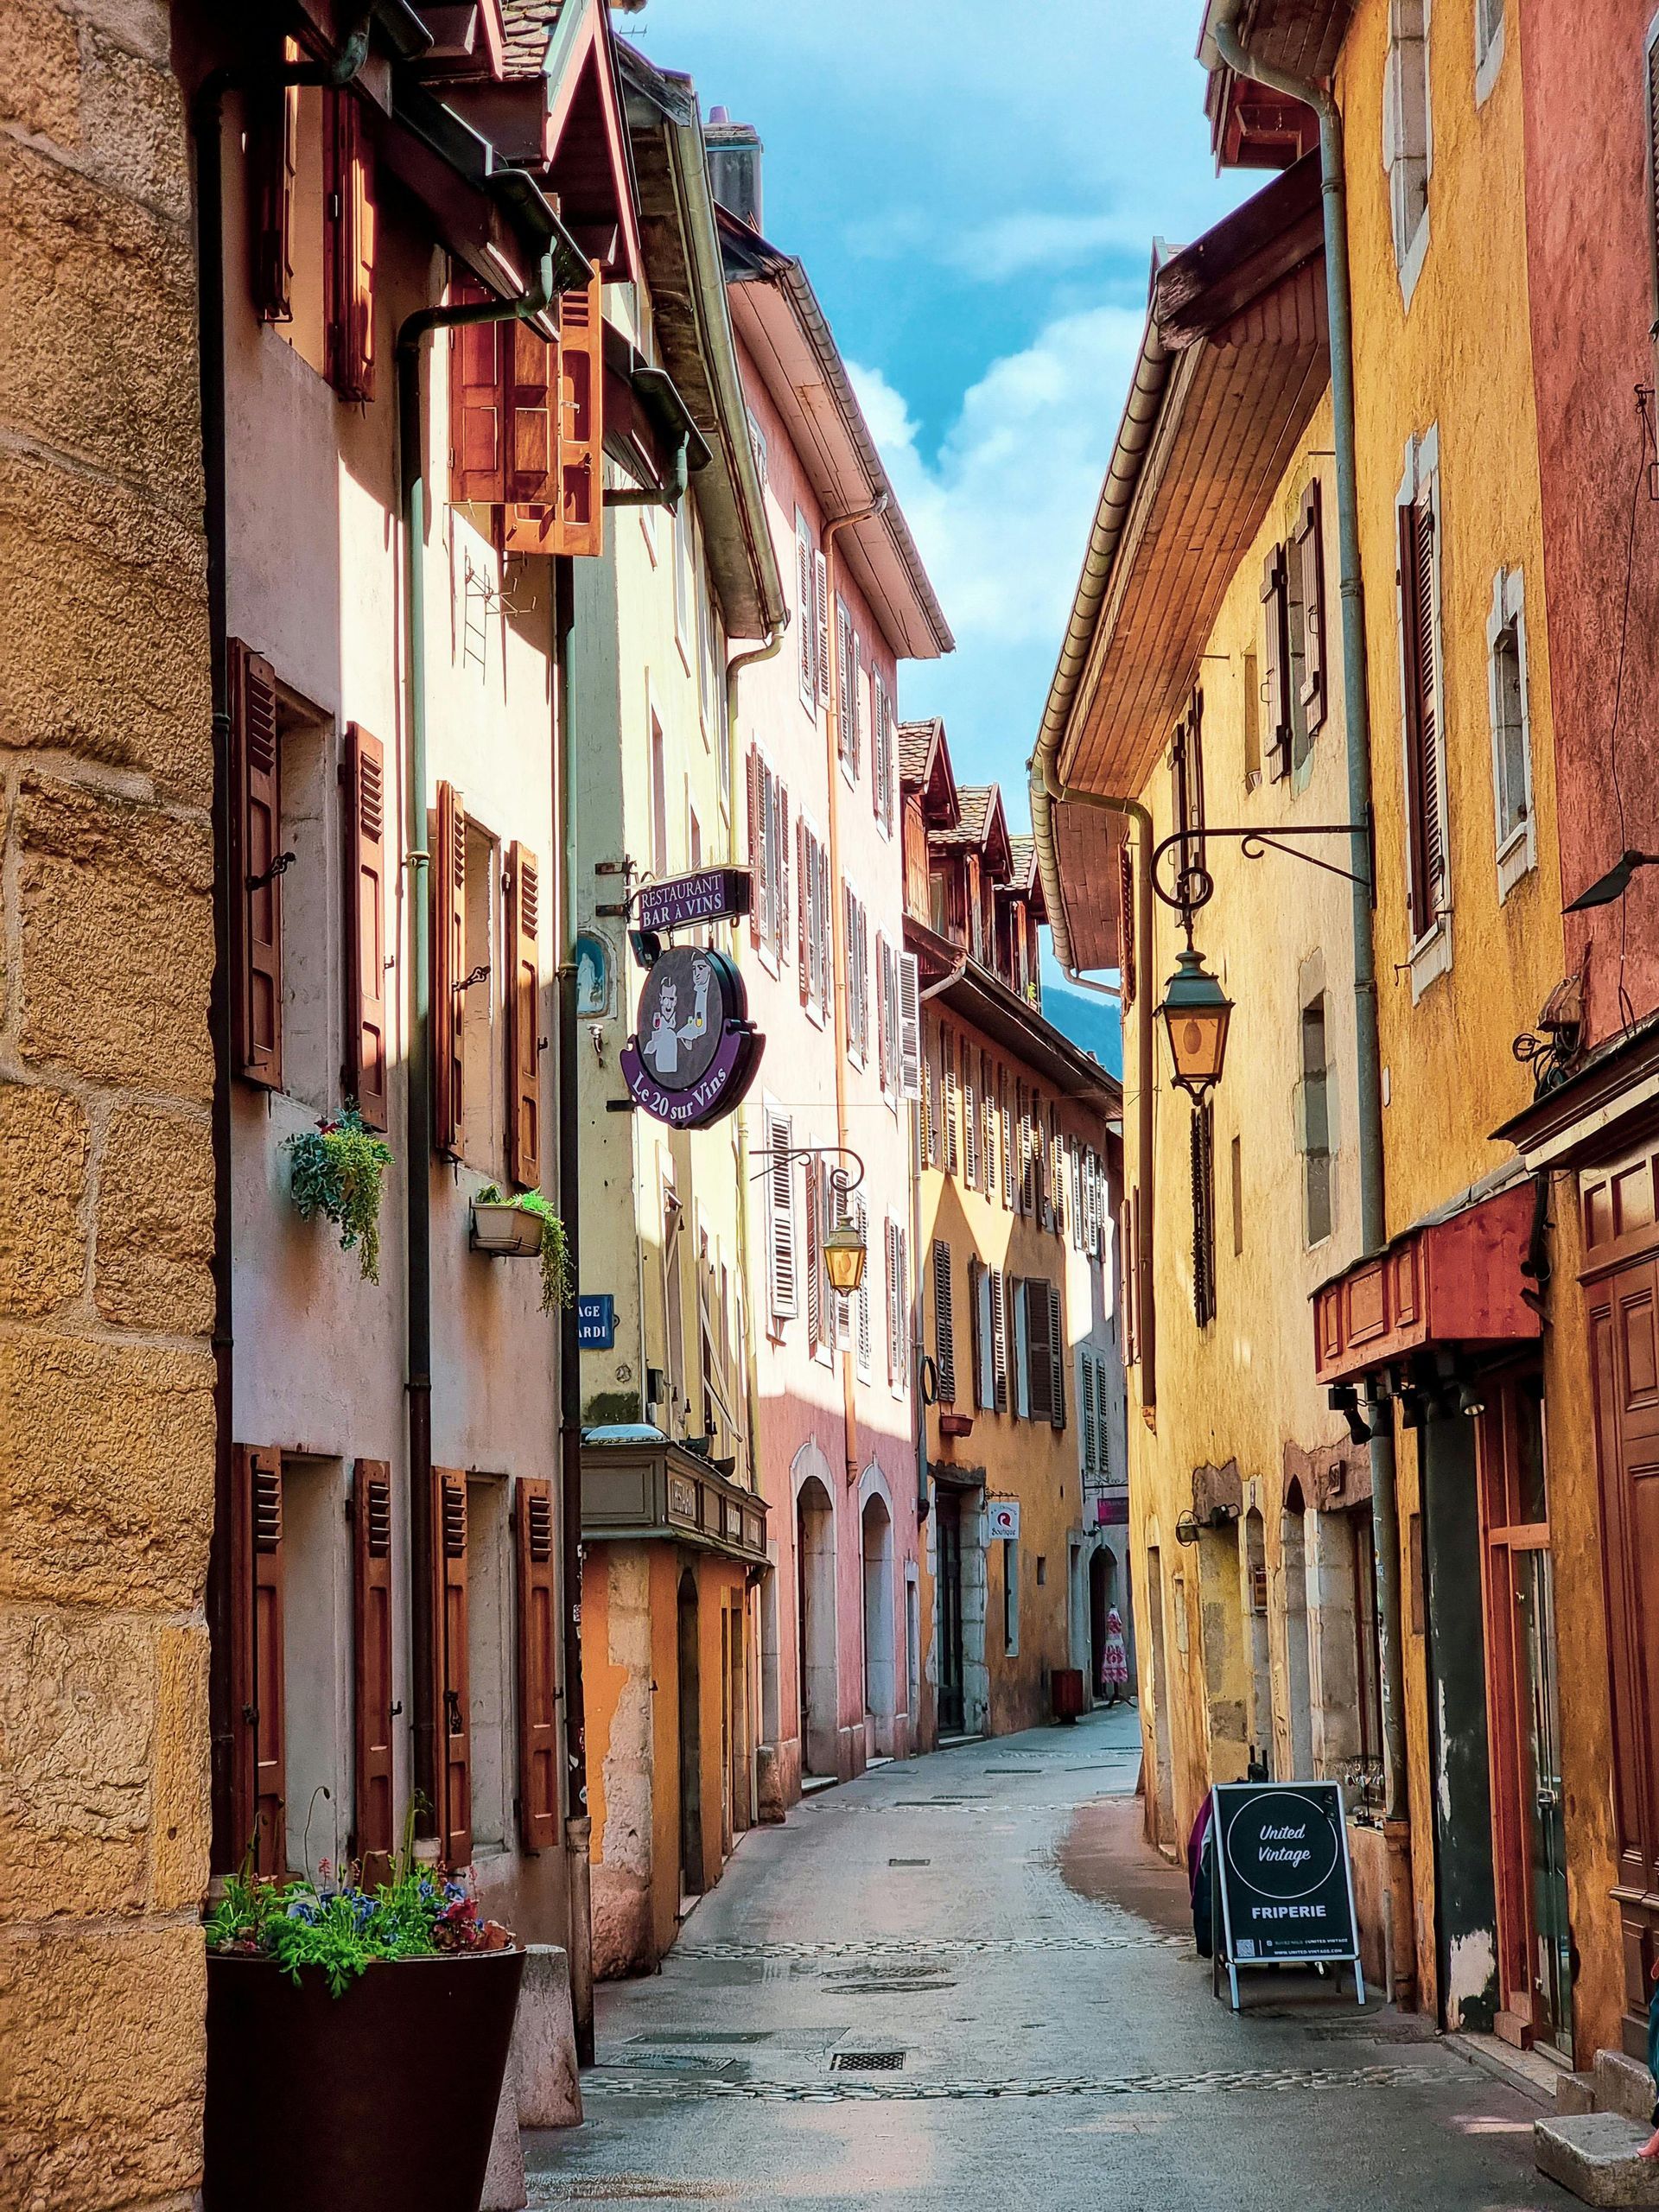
747, 1143, 866, 1205
1151, 818, 1374, 935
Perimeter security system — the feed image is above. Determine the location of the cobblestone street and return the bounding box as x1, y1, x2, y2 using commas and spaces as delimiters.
526, 1707, 1567, 2209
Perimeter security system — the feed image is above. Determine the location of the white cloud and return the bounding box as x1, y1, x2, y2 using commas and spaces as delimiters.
944, 211, 1157, 283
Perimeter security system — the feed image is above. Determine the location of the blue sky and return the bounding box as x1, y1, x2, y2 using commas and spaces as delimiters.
627, 1, 1253, 1067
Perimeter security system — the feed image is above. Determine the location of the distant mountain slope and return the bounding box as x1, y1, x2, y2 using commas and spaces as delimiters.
1039, 952, 1122, 1079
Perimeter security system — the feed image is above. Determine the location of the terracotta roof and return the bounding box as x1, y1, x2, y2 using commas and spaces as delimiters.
933, 784, 992, 849
501, 0, 563, 78
1007, 836, 1036, 889
899, 717, 941, 788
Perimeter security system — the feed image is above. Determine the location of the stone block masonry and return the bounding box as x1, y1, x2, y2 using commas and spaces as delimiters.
0, 2, 215, 2206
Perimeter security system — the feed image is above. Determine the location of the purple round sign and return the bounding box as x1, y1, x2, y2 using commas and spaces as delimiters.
620, 949, 762, 1128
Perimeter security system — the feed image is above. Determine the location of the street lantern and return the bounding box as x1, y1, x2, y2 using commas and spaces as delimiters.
824, 1219, 868, 1295
1158, 945, 1232, 1103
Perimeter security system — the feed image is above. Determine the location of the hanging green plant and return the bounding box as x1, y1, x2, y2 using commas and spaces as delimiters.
286, 1108, 394, 1284
474, 1185, 574, 1313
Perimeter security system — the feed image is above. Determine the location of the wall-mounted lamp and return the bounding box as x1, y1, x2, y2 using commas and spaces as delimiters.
1157, 945, 1232, 1103
628, 927, 662, 969
1455, 1378, 1486, 1420
1565, 849, 1659, 912
1327, 1382, 1374, 1448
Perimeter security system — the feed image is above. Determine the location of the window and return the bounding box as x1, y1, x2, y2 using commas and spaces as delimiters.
843, 884, 870, 1062
1474, 0, 1503, 101
1012, 1276, 1029, 1420
1191, 1099, 1217, 1327
932, 1238, 957, 1404
836, 597, 861, 777
1351, 1508, 1384, 1764
871, 669, 896, 836
1300, 995, 1333, 1246
970, 1259, 1000, 1412
763, 1103, 797, 1330
649, 710, 668, 879
249, 79, 375, 400
797, 820, 831, 1016
875, 943, 921, 1102
1383, 0, 1431, 299
885, 1217, 909, 1395
1487, 565, 1534, 897
1398, 430, 1450, 978
747, 748, 790, 969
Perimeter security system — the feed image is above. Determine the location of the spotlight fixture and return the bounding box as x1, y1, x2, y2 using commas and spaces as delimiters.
628, 927, 663, 969
1565, 849, 1659, 913
1456, 1378, 1486, 1420
1328, 1382, 1374, 1448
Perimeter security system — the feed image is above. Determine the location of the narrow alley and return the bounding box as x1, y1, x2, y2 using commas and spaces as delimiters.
528, 1709, 1562, 2210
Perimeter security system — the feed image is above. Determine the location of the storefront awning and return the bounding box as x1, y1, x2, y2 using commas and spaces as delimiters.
581, 1432, 768, 1567
1312, 1182, 1541, 1387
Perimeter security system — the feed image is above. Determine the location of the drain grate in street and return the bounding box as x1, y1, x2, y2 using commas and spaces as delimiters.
628, 2031, 771, 2046
832, 2050, 906, 2072
887, 1856, 931, 1866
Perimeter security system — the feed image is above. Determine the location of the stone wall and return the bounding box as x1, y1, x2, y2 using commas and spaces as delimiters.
0, 3, 213, 2204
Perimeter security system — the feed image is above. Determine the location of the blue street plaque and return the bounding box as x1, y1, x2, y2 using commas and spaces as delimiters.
576, 1294, 615, 1350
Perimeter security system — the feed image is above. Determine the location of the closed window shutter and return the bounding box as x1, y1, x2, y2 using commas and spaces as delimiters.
1297, 480, 1326, 731
549, 264, 604, 556
943, 1031, 958, 1173
231, 1445, 287, 1876
229, 639, 283, 1090
433, 781, 466, 1160
777, 785, 791, 963
507, 842, 542, 1190
990, 1267, 1007, 1413
766, 1109, 797, 1320
1192, 1101, 1217, 1328
1001, 1079, 1014, 1211
1262, 544, 1292, 779
805, 1157, 823, 1349
1048, 1281, 1065, 1429
343, 725, 389, 1129
1080, 1352, 1096, 1473
351, 1459, 395, 1878
933, 1237, 957, 1405
850, 632, 862, 776
1400, 495, 1445, 933
433, 1468, 473, 1868
515, 1475, 560, 1851
963, 1057, 978, 1187
894, 1225, 908, 1391
898, 954, 922, 1102
815, 551, 831, 710
747, 747, 762, 947
324, 90, 375, 402
449, 296, 506, 504
854, 1192, 872, 1376
507, 317, 556, 505
858, 906, 871, 1057
1027, 1282, 1053, 1424
250, 79, 297, 322
1118, 846, 1136, 1007
969, 1258, 986, 1408
797, 817, 810, 1001
796, 515, 817, 704
982, 1054, 995, 1198
876, 936, 890, 1092
819, 859, 834, 1013
836, 601, 853, 766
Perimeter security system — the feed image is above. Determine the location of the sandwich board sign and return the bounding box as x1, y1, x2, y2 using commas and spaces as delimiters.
1209, 1780, 1363, 2011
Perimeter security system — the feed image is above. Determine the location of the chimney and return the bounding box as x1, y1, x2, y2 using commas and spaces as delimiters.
704, 106, 763, 231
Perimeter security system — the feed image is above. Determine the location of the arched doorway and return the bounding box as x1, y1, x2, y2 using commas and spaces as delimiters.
861, 1491, 894, 1758
1281, 1479, 1314, 1780
1089, 1547, 1114, 1694
677, 1569, 702, 1898
796, 1474, 838, 1777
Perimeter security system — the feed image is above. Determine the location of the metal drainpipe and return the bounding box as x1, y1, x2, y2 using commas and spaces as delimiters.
823, 493, 889, 1491
396, 254, 555, 1840
913, 957, 969, 1533
193, 13, 372, 1878
1033, 775, 1157, 1426
1215, 10, 1414, 2003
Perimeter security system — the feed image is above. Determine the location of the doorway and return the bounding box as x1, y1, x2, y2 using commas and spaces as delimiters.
1143, 1545, 1175, 1847
796, 1476, 837, 1776
936, 1487, 965, 1736
1089, 1546, 1113, 1695
1281, 1480, 1314, 1779
1243, 1507, 1271, 1775
677, 1569, 702, 1899
1478, 1368, 1571, 2058
861, 1492, 895, 1758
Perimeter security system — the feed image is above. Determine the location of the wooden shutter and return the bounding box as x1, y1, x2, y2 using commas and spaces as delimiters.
324, 89, 375, 403
1262, 545, 1292, 779
351, 1459, 395, 1878
963, 1056, 978, 1188
933, 1238, 957, 1406
797, 817, 810, 1001
231, 1445, 286, 1876
796, 517, 817, 703
1001, 1077, 1014, 1211
747, 747, 763, 948
943, 1030, 959, 1173
433, 782, 466, 1160
776, 785, 791, 963
449, 298, 506, 505
853, 1193, 872, 1376
848, 626, 862, 776
1192, 1101, 1217, 1328
804, 1158, 823, 1350
1026, 1281, 1053, 1424
1080, 1352, 1096, 1472
1400, 496, 1445, 935
507, 842, 542, 1190
1118, 846, 1136, 1008
989, 1268, 1007, 1413
550, 263, 604, 556
969, 1258, 985, 1408
1047, 1281, 1065, 1429
898, 954, 922, 1102
515, 1475, 559, 1851
229, 639, 283, 1090
250, 80, 297, 322
815, 551, 831, 711
342, 724, 388, 1129
432, 1468, 473, 1868
507, 319, 556, 505
1296, 480, 1326, 732
766, 1109, 797, 1320
1649, 29, 1659, 331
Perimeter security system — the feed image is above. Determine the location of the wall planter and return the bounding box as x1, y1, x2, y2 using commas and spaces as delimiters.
472, 1186, 574, 1312
204, 1948, 523, 2212
285, 1106, 394, 1283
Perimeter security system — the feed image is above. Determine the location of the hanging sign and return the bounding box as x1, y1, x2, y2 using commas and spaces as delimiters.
1210, 1780, 1363, 2010
620, 946, 763, 1129
635, 866, 752, 935
988, 1499, 1020, 1541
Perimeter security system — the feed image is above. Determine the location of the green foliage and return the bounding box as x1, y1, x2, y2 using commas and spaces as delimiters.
286, 1108, 393, 1283
475, 1185, 574, 1313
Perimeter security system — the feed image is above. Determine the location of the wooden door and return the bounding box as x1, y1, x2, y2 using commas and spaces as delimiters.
1588, 1254, 1659, 2054
937, 1491, 964, 1736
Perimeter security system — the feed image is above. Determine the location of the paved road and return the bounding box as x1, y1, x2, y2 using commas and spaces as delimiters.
526, 1705, 1568, 2209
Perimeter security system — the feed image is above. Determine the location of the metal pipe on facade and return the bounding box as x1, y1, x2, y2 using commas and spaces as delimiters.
1214, 7, 1414, 1999
396, 255, 555, 1835
192, 13, 372, 1878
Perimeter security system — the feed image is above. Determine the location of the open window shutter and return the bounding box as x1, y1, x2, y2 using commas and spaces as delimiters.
515, 1476, 559, 1851
1117, 846, 1136, 1008
989, 1268, 1007, 1413
324, 90, 375, 402
250, 80, 297, 322
898, 954, 922, 1102
507, 842, 542, 1190
432, 1468, 473, 1867
1297, 481, 1326, 731
1080, 1353, 1096, 1472
796, 520, 817, 702
1001, 1083, 1015, 1211
342, 724, 388, 1129
1048, 1281, 1065, 1428
351, 1459, 395, 1878
815, 551, 831, 710
969, 1258, 984, 1408
229, 639, 283, 1090
933, 1237, 956, 1405
804, 1158, 823, 1349
550, 263, 604, 556
766, 1109, 797, 1319
507, 318, 556, 506
895, 1226, 908, 1390
231, 1446, 286, 1876
818, 859, 834, 1014
797, 817, 810, 1001
1027, 1282, 1053, 1424
1262, 545, 1291, 779
449, 296, 506, 505
871, 671, 886, 823
1401, 497, 1444, 933
433, 783, 466, 1160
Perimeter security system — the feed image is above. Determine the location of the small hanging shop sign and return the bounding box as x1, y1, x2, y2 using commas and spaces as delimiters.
620, 946, 763, 1129
635, 866, 752, 935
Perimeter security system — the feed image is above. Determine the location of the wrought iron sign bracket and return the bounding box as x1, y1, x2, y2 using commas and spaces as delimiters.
1151, 817, 1375, 929
747, 1143, 866, 1204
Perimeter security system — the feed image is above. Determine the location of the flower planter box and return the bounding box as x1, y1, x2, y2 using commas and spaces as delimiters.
204, 1948, 524, 2212
471, 1199, 544, 1258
